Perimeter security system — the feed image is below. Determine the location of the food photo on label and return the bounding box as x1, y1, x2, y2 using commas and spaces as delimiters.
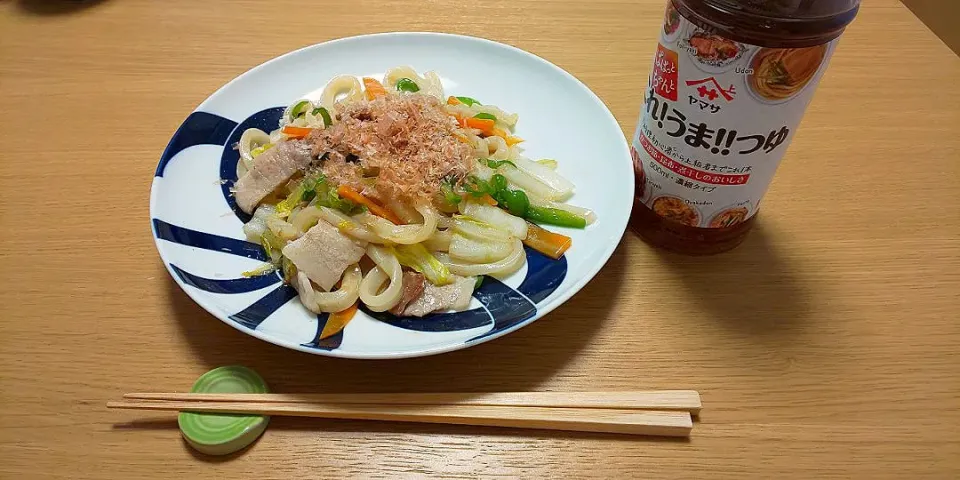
663, 3, 682, 37
747, 45, 829, 102
683, 29, 747, 70
708, 206, 749, 229
652, 196, 701, 227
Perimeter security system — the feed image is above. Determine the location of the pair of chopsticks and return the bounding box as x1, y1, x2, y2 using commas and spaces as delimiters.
108, 391, 701, 437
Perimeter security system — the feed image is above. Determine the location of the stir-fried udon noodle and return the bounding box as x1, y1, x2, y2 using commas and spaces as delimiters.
232, 67, 595, 321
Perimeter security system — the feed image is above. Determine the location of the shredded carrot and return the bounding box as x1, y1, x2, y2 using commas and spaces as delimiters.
281, 125, 314, 139
449, 113, 468, 128
523, 222, 572, 260
492, 127, 524, 146
465, 117, 495, 136
447, 96, 461, 105
319, 301, 358, 340
363, 77, 387, 100
480, 194, 498, 206
336, 185, 403, 224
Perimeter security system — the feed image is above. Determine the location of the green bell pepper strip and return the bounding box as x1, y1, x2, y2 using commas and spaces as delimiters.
290, 100, 311, 118
455, 96, 481, 106
395, 78, 420, 92
311, 107, 332, 127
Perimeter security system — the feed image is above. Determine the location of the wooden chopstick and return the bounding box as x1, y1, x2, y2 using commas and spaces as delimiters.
122, 391, 702, 415
107, 401, 693, 437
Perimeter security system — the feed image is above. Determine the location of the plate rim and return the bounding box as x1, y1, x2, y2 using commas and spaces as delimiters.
150, 31, 633, 359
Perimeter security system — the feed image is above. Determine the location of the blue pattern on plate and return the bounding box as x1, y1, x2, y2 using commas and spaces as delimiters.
170, 264, 281, 294
219, 107, 286, 223
156, 111, 238, 177
302, 313, 345, 351
517, 247, 568, 303
466, 276, 540, 343
363, 307, 493, 332
155, 107, 572, 354
230, 284, 298, 329
153, 219, 268, 261
156, 216, 568, 347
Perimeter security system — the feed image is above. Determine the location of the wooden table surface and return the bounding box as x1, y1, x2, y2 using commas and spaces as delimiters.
1, 0, 958, 478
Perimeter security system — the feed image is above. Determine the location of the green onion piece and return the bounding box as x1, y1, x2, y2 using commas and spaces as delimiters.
328, 192, 359, 215
299, 174, 322, 203
311, 107, 332, 127
526, 206, 587, 229
485, 159, 517, 169
280, 174, 351, 215
473, 112, 497, 121
440, 181, 462, 206
395, 78, 420, 92
290, 100, 311, 118
455, 96, 481, 106
300, 174, 360, 214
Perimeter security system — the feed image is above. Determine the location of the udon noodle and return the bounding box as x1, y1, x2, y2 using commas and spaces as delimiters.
231, 67, 595, 319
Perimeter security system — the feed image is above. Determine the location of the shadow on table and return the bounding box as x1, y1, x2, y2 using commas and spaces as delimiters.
653, 220, 811, 338
182, 436, 265, 463
165, 242, 627, 395
125, 418, 686, 464
112, 419, 179, 431
15, 0, 108, 16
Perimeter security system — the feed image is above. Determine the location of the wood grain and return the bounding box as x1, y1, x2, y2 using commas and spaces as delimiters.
0, 0, 958, 478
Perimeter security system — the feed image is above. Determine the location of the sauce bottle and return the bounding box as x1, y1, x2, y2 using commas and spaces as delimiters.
630, 0, 860, 254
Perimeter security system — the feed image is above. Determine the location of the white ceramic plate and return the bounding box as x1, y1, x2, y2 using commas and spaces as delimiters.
150, 33, 633, 359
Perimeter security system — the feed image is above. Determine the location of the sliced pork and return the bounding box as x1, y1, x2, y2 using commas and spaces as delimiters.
281, 220, 365, 291
234, 140, 314, 214
402, 275, 475, 317
389, 272, 427, 315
